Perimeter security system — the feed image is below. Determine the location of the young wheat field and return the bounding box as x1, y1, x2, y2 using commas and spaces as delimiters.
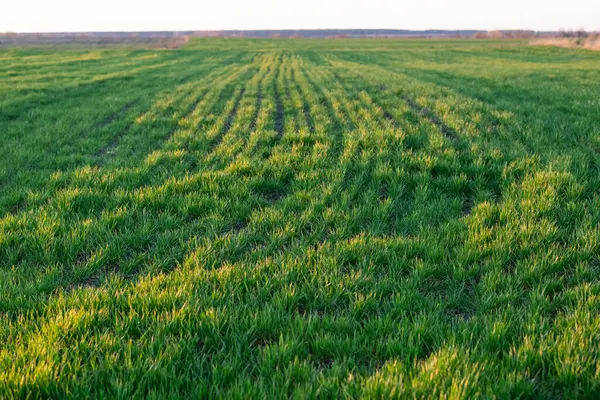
1, 38, 599, 398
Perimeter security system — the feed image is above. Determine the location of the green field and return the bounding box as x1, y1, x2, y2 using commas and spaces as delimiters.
1, 38, 599, 398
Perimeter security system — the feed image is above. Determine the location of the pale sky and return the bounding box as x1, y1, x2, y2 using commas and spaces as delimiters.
2, 0, 599, 33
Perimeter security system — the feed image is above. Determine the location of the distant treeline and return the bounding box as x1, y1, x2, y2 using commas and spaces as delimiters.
473, 29, 598, 39
2, 29, 598, 47
1, 29, 565, 40
192, 29, 485, 38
